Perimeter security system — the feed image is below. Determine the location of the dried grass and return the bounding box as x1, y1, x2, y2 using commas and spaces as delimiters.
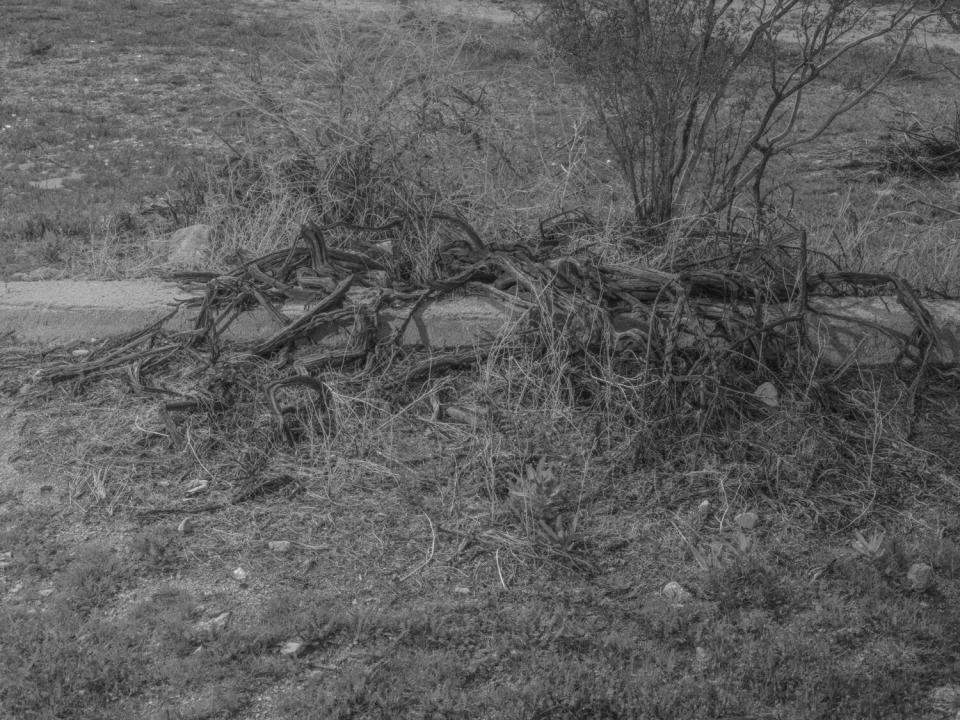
6, 203, 956, 572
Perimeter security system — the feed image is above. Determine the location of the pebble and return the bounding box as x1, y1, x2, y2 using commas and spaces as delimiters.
753, 381, 779, 407
166, 224, 212, 270
280, 639, 305, 657
195, 611, 230, 636
661, 581, 692, 604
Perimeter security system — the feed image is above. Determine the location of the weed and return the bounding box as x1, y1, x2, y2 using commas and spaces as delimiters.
0, 605, 147, 720
130, 527, 184, 572
852, 528, 887, 560
702, 551, 797, 618
54, 543, 130, 615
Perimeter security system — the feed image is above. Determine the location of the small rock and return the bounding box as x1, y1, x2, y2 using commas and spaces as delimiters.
907, 562, 934, 591
661, 581, 692, 604
232, 567, 248, 583
453, 586, 471, 595
177, 517, 194, 535
38, 587, 54, 597
166, 224, 213, 269
280, 639, 305, 657
753, 381, 779, 407
735, 511, 759, 530
267, 540, 292, 554
71, 348, 91, 358
195, 610, 230, 636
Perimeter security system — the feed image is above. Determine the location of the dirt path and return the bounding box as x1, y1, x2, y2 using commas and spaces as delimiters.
267, 0, 960, 54
241, 0, 518, 24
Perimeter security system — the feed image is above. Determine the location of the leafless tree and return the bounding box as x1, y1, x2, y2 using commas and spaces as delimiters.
531, 0, 946, 224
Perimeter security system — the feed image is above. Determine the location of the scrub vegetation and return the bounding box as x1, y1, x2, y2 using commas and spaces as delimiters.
4, 1, 960, 719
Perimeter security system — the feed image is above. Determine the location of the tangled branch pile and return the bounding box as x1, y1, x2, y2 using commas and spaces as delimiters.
22, 210, 943, 454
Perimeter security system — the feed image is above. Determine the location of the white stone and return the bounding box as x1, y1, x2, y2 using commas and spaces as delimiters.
907, 562, 933, 591
280, 639, 305, 656
195, 611, 230, 635
166, 224, 213, 269
661, 581, 692, 604
735, 511, 759, 530
753, 382, 779, 407
267, 540, 292, 553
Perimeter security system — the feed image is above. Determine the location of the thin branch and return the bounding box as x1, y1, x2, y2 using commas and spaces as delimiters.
398, 512, 437, 582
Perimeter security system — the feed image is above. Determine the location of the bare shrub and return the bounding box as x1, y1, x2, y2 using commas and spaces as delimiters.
528, 0, 941, 224
208, 7, 520, 278
883, 109, 960, 176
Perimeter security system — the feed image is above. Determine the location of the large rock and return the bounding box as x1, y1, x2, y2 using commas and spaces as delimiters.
166, 224, 212, 269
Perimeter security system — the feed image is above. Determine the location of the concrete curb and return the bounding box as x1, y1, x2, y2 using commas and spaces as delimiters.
3, 280, 959, 367
0, 279, 521, 349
